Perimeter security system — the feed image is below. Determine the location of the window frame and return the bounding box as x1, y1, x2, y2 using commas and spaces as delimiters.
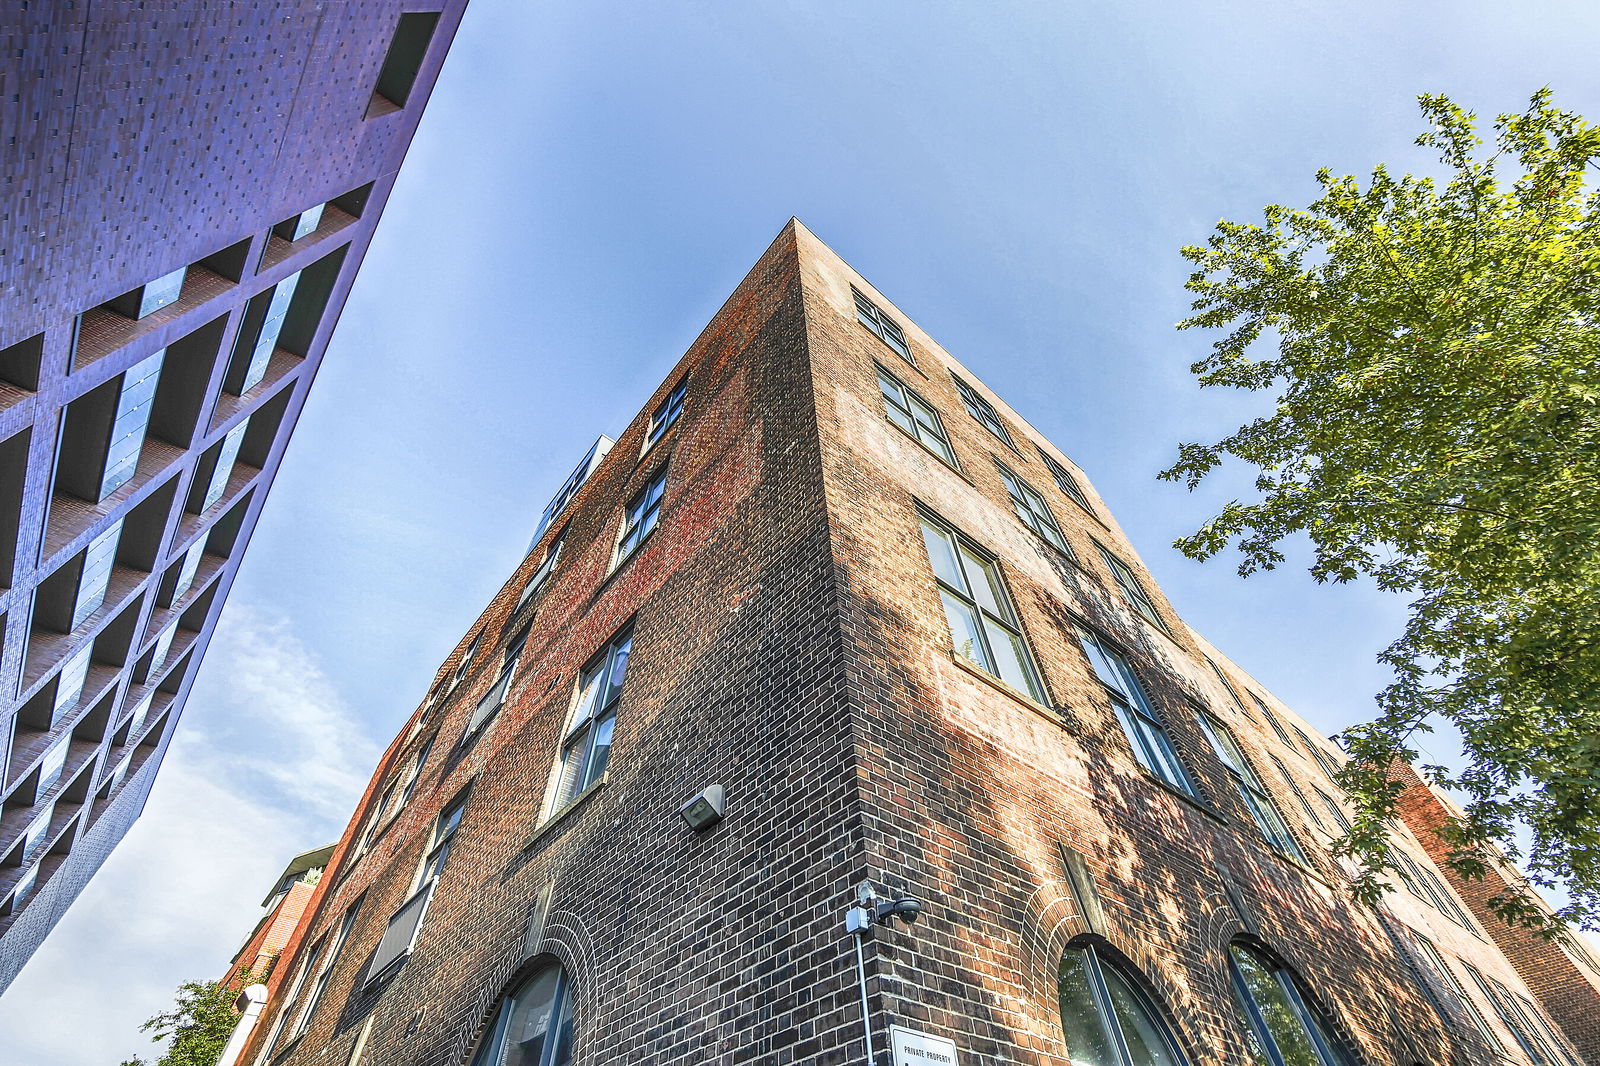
1407, 932, 1505, 1055
613, 467, 668, 568
363, 789, 468, 986
461, 628, 529, 744
950, 371, 1016, 447
996, 461, 1075, 559
1034, 446, 1096, 515
468, 964, 577, 1066
876, 362, 958, 468
851, 286, 914, 364
1095, 542, 1168, 633
549, 626, 633, 815
1196, 711, 1307, 862
918, 510, 1050, 706
1076, 626, 1197, 798
285, 897, 362, 1042
1057, 940, 1191, 1066
517, 531, 564, 611
644, 379, 686, 450
1226, 943, 1357, 1066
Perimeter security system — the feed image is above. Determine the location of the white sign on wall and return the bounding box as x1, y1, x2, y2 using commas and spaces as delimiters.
889, 1025, 961, 1066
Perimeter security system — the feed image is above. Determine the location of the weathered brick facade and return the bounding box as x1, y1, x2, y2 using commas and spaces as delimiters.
250, 222, 1587, 1066
0, 1, 468, 991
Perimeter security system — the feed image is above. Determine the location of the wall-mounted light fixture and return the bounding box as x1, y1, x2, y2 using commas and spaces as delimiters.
678, 784, 725, 831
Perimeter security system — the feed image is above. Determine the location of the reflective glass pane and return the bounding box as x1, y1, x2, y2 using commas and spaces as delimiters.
586, 711, 616, 785
921, 521, 965, 592
554, 737, 588, 811
1231, 949, 1324, 1066
961, 548, 1006, 617
500, 969, 562, 1066
1059, 950, 1118, 1065
885, 401, 917, 436
1102, 959, 1181, 1066
987, 621, 1043, 701
940, 591, 990, 671
602, 635, 632, 706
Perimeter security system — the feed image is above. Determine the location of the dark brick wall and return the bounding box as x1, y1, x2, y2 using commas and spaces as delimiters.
258, 221, 1577, 1066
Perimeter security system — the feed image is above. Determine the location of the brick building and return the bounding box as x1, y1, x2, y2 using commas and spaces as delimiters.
0, 1, 468, 992
247, 221, 1589, 1066
229, 845, 338, 985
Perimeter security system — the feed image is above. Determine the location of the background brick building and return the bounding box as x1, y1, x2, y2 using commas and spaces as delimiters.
248, 222, 1590, 1066
0, 0, 468, 992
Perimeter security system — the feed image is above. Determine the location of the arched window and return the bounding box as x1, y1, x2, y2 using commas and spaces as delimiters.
1226, 944, 1357, 1066
1058, 942, 1189, 1065
469, 965, 575, 1066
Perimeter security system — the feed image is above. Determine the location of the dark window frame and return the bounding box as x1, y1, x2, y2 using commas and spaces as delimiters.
950, 371, 1016, 448
851, 286, 914, 364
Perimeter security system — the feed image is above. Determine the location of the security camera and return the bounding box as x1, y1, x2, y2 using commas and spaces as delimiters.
889, 896, 922, 925
873, 895, 924, 926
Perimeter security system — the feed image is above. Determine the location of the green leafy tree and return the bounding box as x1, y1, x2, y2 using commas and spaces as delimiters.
120, 969, 264, 1066
1162, 90, 1600, 933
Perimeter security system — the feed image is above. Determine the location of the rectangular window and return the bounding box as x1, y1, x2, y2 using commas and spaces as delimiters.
448, 630, 485, 692
517, 532, 563, 610
264, 939, 323, 1055
396, 733, 436, 810
233, 272, 301, 394
878, 364, 956, 467
921, 513, 1048, 704
199, 418, 249, 512
1204, 656, 1248, 717
462, 629, 528, 741
644, 381, 686, 448
35, 737, 70, 796
287, 900, 361, 1040
950, 372, 1015, 446
371, 11, 441, 110
166, 540, 206, 607
615, 469, 666, 564
101, 350, 165, 499
1409, 933, 1504, 1054
72, 519, 123, 629
1269, 753, 1323, 828
52, 645, 94, 724
108, 267, 187, 320
852, 287, 914, 364
551, 628, 632, 811
1034, 446, 1094, 514
365, 792, 466, 985
1197, 712, 1306, 861
1253, 691, 1296, 746
1077, 628, 1194, 795
1465, 965, 1568, 1066
1318, 789, 1354, 832
273, 204, 326, 243
1096, 543, 1167, 632
996, 462, 1074, 558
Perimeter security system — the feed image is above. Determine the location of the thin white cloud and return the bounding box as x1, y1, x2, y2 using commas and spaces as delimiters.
0, 603, 377, 1066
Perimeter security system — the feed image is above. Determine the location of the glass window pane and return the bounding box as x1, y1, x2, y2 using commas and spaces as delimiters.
885, 401, 917, 436
940, 591, 991, 671
602, 635, 632, 706
1101, 963, 1181, 1066
921, 522, 965, 592
1058, 952, 1119, 1065
554, 733, 589, 811
961, 548, 1006, 617
1230, 948, 1328, 1066
499, 968, 562, 1066
585, 711, 616, 786
986, 620, 1044, 701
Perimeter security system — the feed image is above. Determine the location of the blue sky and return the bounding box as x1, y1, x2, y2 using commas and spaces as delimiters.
3, 2, 1598, 1061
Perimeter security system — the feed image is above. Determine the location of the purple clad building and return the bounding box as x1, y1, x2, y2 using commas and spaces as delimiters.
0, 1, 468, 992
